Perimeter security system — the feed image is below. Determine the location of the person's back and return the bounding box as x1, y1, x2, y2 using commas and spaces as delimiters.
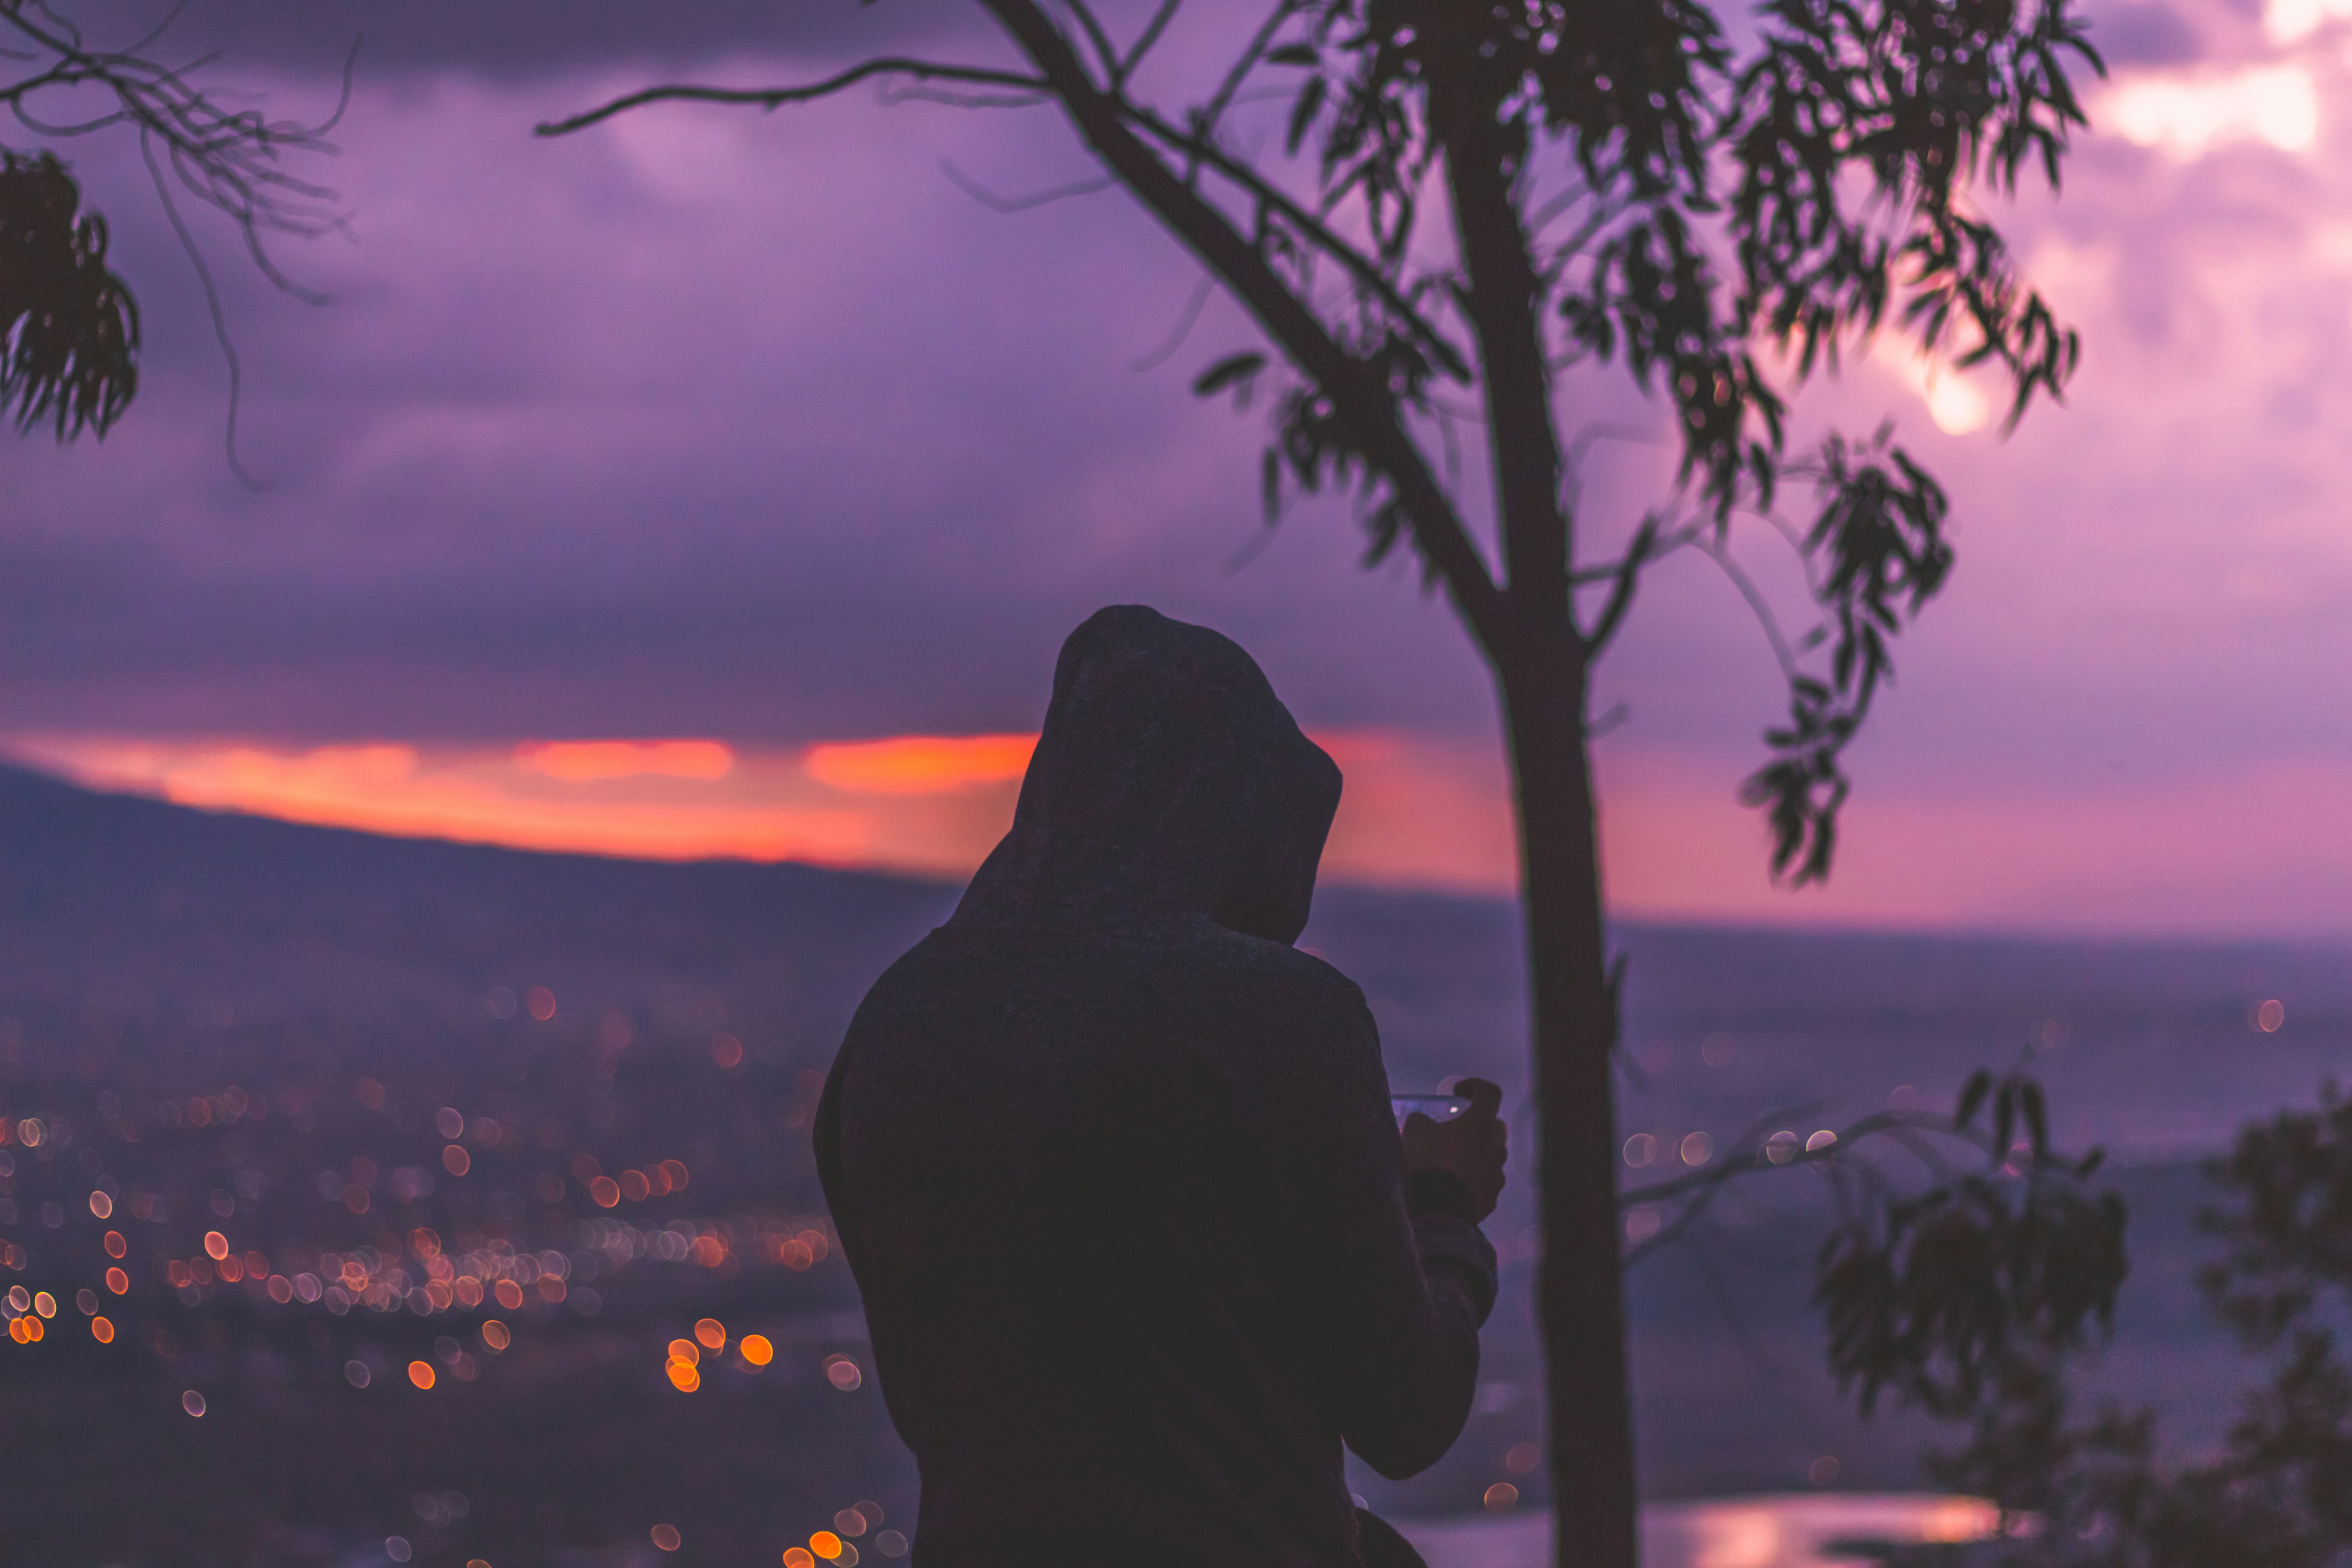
818, 607, 1503, 1567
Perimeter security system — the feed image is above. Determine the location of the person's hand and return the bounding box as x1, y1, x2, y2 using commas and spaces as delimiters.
1402, 1077, 1507, 1224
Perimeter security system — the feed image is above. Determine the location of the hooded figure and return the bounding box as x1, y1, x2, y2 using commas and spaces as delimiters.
817, 607, 1499, 1567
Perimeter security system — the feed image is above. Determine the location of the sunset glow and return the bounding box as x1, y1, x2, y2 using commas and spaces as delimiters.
516, 740, 735, 782
802, 734, 1038, 794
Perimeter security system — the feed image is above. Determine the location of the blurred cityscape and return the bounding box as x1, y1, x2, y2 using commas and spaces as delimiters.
1, 760, 2340, 1566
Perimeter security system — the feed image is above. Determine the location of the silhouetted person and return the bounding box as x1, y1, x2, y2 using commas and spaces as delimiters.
817, 606, 1507, 1567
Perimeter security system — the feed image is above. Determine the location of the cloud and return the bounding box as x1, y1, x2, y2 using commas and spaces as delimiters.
8, 0, 2352, 934
118, 0, 990, 79
2098, 65, 2319, 158
517, 740, 735, 782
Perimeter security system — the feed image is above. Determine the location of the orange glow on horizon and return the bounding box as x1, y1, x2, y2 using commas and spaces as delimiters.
802, 733, 1036, 794
517, 739, 734, 782
32, 725, 2351, 931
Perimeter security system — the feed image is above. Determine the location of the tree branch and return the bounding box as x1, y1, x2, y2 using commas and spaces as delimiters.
534, 59, 1052, 138
1442, 106, 1575, 640
1120, 104, 1471, 383
979, 0, 1509, 647
1118, 0, 1184, 84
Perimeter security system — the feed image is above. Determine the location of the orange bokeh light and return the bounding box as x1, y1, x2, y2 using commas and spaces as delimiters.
784, 1551, 817, 1568
203, 1232, 229, 1261
667, 1338, 700, 1366
666, 1360, 700, 1392
590, 1176, 620, 1208
103, 1230, 126, 1259
740, 1334, 774, 1367
91, 1315, 114, 1343
494, 1279, 525, 1311
809, 1532, 843, 1560
694, 1319, 726, 1350
408, 1361, 436, 1390
443, 1144, 471, 1176
481, 1320, 511, 1352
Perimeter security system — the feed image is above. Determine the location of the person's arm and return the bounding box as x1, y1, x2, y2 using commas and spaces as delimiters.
1269, 986, 1502, 1480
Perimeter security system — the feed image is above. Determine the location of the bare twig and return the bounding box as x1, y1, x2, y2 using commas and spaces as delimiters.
1128, 274, 1216, 372
939, 157, 1115, 214
1118, 0, 1185, 84
535, 59, 1053, 138
1122, 102, 1471, 384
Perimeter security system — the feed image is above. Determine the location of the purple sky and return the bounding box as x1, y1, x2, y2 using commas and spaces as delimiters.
7, 0, 2352, 936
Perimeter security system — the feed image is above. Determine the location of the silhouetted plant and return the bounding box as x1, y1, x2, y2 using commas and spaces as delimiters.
1838, 1085, 2352, 1568
0, 2, 345, 462
543, 6, 2102, 1561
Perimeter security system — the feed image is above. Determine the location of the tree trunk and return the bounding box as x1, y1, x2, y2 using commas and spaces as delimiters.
1500, 635, 1639, 1568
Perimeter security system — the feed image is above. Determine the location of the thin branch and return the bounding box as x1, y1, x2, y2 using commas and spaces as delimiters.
1118, 0, 1184, 84
1128, 274, 1215, 372
534, 59, 1052, 138
1058, 0, 1121, 81
938, 157, 1115, 214
1195, 0, 1304, 145
978, 0, 1509, 647
1701, 537, 1804, 680
1587, 514, 1668, 653
140, 126, 260, 491
1122, 103, 1471, 383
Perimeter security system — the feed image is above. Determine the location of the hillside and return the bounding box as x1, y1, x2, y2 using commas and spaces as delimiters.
0, 764, 2332, 1563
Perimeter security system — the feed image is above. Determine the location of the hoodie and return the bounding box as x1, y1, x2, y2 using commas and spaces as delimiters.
815, 606, 1498, 1568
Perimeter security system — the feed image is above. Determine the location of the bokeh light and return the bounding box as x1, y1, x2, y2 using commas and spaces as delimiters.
740, 1333, 774, 1367
651, 1524, 681, 1551
784, 1552, 816, 1568
1483, 1481, 1519, 1510
91, 1315, 114, 1342
824, 1356, 862, 1391
408, 1361, 436, 1389
695, 1318, 726, 1350
203, 1231, 230, 1261
481, 1320, 511, 1351
105, 1267, 127, 1294
810, 1532, 843, 1560
181, 1390, 206, 1417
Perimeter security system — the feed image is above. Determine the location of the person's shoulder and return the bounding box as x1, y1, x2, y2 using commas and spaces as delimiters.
1191, 925, 1373, 1029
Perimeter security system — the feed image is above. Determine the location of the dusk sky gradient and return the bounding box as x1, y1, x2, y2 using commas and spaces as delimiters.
7, 0, 2352, 936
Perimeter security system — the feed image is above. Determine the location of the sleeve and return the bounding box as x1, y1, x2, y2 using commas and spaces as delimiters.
1264, 979, 1499, 1480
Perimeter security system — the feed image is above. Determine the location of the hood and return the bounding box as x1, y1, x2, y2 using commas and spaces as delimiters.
950, 606, 1342, 946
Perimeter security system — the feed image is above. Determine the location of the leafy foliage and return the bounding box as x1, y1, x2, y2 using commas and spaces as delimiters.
0, 151, 137, 441
1855, 1088, 2352, 1568
1164, 0, 2095, 876
1743, 427, 1952, 879
1815, 1068, 2124, 1418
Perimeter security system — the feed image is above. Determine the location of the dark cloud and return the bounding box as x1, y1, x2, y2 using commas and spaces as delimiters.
63, 0, 989, 79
